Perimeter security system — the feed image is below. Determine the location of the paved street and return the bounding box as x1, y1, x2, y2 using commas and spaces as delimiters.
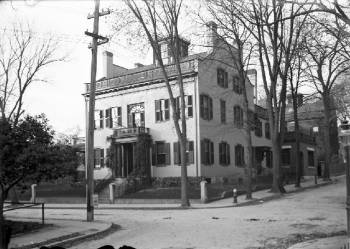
7, 176, 347, 249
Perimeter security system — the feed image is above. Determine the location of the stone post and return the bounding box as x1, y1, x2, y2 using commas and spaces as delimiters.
200, 180, 208, 203
109, 183, 115, 204
30, 184, 37, 203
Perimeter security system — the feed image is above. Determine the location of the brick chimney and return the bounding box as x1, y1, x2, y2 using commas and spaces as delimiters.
102, 51, 114, 78
206, 21, 218, 51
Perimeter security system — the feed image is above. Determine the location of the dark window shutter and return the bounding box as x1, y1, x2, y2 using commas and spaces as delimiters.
209, 97, 213, 120
152, 144, 156, 166
210, 141, 214, 164
118, 107, 122, 127
227, 144, 231, 164
165, 143, 170, 165
219, 143, 222, 165
174, 142, 179, 165
100, 110, 104, 128
224, 71, 228, 88
201, 140, 205, 164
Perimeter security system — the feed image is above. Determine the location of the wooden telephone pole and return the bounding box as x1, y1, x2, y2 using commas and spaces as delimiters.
85, 0, 109, 222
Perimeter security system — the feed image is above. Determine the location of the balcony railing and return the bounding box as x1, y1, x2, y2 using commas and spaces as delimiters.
86, 60, 196, 92
284, 131, 316, 144
113, 127, 150, 138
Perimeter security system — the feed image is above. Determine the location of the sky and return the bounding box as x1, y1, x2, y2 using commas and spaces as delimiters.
0, 0, 154, 136
0, 0, 206, 136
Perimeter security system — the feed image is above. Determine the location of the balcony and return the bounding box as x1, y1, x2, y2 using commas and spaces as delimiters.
86, 60, 196, 93
113, 127, 150, 138
284, 131, 316, 144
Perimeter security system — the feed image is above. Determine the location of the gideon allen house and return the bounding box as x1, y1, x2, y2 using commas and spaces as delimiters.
84, 33, 275, 183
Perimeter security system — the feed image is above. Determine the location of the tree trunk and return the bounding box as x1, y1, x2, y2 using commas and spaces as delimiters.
322, 94, 332, 181
180, 136, 190, 207
271, 133, 285, 193
292, 95, 301, 187
242, 79, 253, 200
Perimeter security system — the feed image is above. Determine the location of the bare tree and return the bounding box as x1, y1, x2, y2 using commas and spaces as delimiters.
0, 24, 63, 126
302, 16, 350, 180
224, 0, 312, 193
122, 0, 190, 207
287, 45, 309, 187
202, 0, 257, 199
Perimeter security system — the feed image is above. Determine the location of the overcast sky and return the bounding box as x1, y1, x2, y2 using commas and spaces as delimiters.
0, 0, 154, 136
0, 0, 206, 136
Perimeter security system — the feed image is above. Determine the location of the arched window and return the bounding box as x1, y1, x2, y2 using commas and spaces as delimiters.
219, 141, 230, 166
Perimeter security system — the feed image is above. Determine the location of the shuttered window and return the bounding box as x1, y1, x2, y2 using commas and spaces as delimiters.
152, 141, 170, 166
235, 144, 245, 167
105, 108, 112, 128
174, 95, 193, 119
94, 110, 104, 129
234, 105, 243, 128
155, 99, 170, 122
219, 142, 230, 166
201, 139, 214, 165
200, 94, 213, 121
217, 68, 228, 88
220, 99, 226, 123
112, 106, 122, 128
173, 141, 194, 165
233, 75, 243, 94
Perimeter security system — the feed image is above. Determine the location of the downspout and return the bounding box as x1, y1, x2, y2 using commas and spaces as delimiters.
194, 60, 200, 177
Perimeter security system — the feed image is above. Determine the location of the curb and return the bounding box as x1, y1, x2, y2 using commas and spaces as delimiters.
11, 222, 118, 249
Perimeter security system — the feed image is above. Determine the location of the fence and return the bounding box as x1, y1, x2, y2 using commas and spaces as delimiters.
3, 201, 45, 224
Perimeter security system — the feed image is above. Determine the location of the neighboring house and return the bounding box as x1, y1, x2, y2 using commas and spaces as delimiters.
83, 25, 272, 183
284, 94, 339, 177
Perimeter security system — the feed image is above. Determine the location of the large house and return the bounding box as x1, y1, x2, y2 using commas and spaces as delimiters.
83, 25, 273, 183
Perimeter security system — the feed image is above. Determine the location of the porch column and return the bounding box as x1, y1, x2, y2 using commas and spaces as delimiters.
133, 142, 136, 174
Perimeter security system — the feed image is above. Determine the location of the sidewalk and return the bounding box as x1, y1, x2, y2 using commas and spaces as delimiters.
288, 236, 349, 249
9, 219, 113, 249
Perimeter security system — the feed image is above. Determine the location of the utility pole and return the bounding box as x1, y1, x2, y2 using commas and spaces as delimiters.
85, 0, 109, 222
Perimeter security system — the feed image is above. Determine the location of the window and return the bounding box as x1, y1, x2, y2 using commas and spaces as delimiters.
174, 96, 193, 118
173, 141, 194, 165
155, 99, 170, 122
219, 141, 230, 165
255, 117, 262, 137
308, 150, 315, 166
152, 142, 170, 166
94, 148, 104, 168
234, 105, 243, 128
235, 144, 245, 167
200, 94, 213, 120
281, 149, 291, 165
220, 99, 226, 123
217, 68, 228, 88
233, 75, 243, 94
265, 122, 271, 139
266, 150, 272, 168
94, 110, 104, 129
112, 106, 122, 128
201, 139, 214, 165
